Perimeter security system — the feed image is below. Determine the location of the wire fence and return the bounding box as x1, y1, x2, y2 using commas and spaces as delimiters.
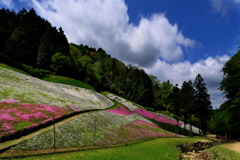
0, 111, 194, 158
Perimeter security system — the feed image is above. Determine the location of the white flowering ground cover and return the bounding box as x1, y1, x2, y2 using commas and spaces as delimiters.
10, 108, 180, 151
0, 67, 113, 110
180, 124, 201, 135
106, 94, 201, 134
106, 94, 140, 111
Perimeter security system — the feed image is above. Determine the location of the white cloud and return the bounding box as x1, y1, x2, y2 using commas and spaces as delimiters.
233, 0, 240, 4
30, 0, 195, 67
210, 0, 240, 18
144, 55, 229, 108
0, 0, 14, 8
210, 0, 229, 18
25, 0, 228, 108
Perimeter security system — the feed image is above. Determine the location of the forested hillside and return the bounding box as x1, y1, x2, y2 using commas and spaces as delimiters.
209, 49, 240, 138
0, 8, 213, 134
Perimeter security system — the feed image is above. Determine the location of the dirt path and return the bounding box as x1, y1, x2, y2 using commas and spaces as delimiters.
0, 112, 89, 151
222, 142, 240, 153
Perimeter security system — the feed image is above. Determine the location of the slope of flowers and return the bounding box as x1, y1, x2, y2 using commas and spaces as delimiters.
0, 67, 113, 110
106, 105, 134, 115
106, 94, 183, 127
11, 110, 180, 151
135, 108, 183, 126
106, 94, 139, 111
0, 99, 71, 138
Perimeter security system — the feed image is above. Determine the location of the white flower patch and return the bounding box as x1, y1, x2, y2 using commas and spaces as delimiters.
180, 123, 200, 135
106, 94, 139, 111
0, 67, 114, 110
11, 109, 157, 150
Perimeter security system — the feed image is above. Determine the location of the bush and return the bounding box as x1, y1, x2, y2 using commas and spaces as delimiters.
20, 64, 53, 78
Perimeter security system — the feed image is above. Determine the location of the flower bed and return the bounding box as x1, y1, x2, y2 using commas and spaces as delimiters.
0, 99, 72, 139
135, 108, 183, 126
0, 67, 114, 110
106, 105, 134, 115
106, 94, 139, 111
11, 110, 180, 151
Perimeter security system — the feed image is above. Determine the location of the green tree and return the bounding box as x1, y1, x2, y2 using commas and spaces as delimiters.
194, 74, 212, 134
37, 27, 58, 69
0, 8, 16, 53
56, 27, 70, 56
51, 52, 71, 75
168, 84, 181, 120
180, 80, 196, 136
217, 49, 240, 137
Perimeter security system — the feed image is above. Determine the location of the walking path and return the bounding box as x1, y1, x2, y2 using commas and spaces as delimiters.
222, 142, 240, 153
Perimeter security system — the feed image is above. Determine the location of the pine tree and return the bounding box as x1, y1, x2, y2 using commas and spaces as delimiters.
194, 74, 212, 134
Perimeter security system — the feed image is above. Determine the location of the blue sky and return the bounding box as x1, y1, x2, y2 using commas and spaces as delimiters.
1, 0, 240, 108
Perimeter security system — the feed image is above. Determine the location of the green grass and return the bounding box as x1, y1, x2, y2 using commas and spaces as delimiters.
207, 143, 240, 160
0, 63, 30, 76
6, 137, 205, 160
42, 75, 95, 90
16, 121, 32, 130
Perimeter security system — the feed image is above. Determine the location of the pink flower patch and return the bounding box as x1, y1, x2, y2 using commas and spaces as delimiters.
106, 105, 133, 115
135, 108, 182, 126
134, 120, 159, 129
20, 112, 49, 121
0, 101, 71, 138
2, 123, 14, 131
135, 108, 158, 119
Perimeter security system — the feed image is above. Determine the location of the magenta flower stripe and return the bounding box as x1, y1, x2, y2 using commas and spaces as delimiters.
0, 99, 73, 138
106, 105, 134, 115
135, 108, 158, 119
135, 108, 183, 126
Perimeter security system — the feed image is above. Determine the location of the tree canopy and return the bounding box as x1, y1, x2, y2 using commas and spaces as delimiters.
210, 49, 240, 138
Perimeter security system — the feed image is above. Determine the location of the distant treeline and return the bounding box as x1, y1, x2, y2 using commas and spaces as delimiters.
0, 8, 214, 134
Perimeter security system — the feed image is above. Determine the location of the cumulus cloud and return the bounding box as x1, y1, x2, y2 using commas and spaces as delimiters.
14, 0, 227, 108
144, 55, 229, 108
0, 0, 14, 8
30, 0, 195, 67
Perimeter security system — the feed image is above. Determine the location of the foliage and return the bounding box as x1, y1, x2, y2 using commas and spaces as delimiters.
0, 63, 30, 75
42, 75, 95, 90
194, 74, 212, 134
212, 49, 240, 137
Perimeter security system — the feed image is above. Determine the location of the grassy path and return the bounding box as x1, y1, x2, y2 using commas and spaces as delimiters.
0, 112, 89, 151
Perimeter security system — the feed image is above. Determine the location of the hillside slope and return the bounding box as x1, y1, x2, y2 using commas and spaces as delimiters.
0, 67, 113, 110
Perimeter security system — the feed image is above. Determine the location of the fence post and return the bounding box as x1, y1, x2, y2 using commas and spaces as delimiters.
121, 120, 123, 145
94, 117, 97, 146
53, 114, 56, 152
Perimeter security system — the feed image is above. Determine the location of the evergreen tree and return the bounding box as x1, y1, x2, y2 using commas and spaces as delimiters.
194, 74, 212, 134
37, 27, 58, 69
180, 80, 196, 135
169, 84, 181, 120
56, 27, 70, 56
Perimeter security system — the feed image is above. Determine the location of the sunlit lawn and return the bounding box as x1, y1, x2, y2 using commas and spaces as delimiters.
207, 143, 240, 160
8, 137, 204, 160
